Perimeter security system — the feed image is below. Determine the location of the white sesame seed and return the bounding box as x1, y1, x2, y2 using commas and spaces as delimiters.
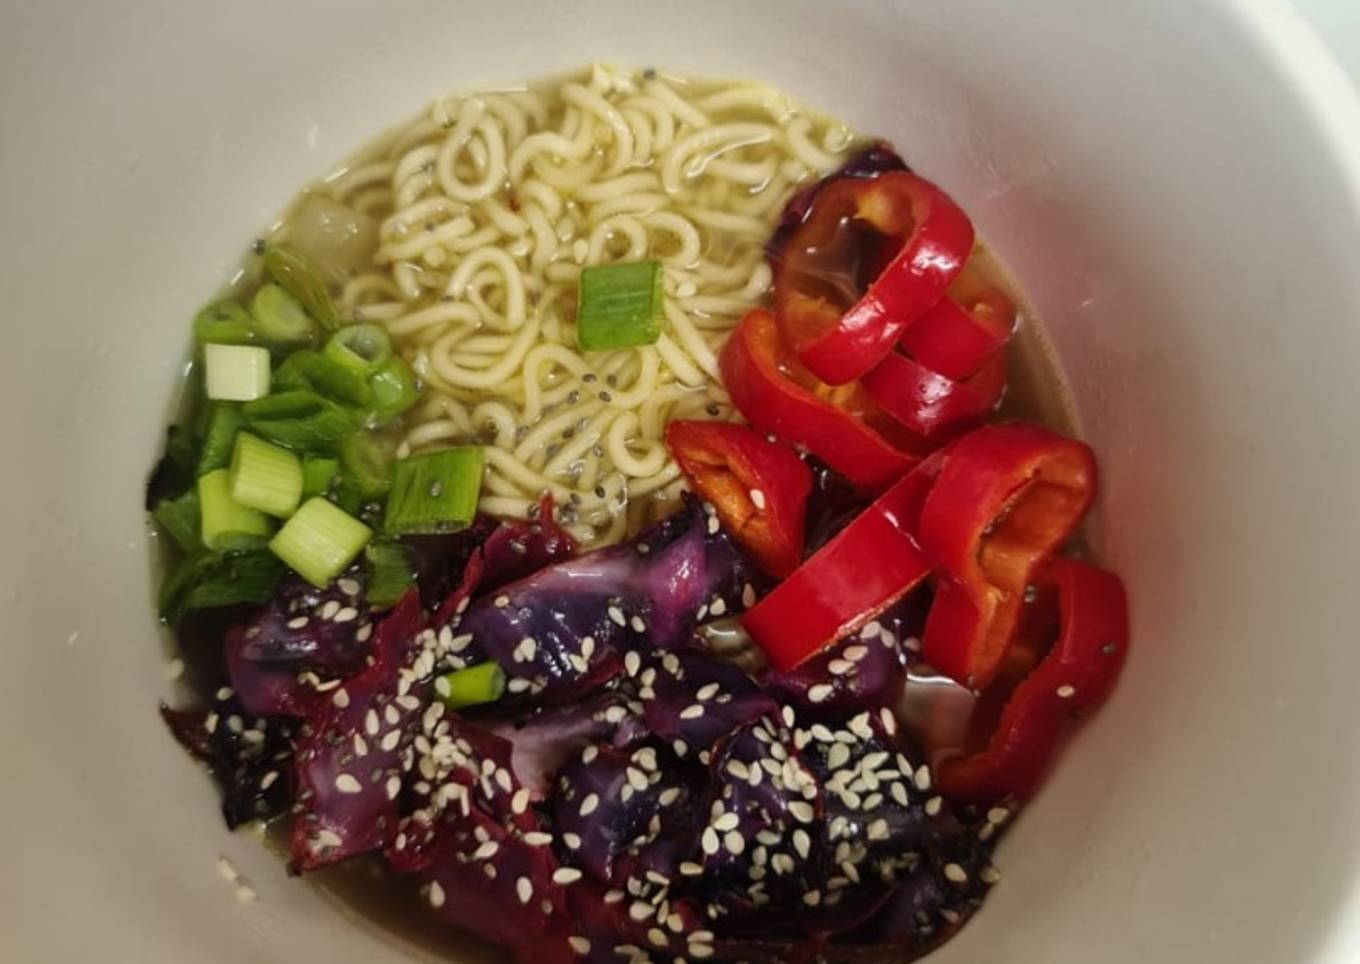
579, 793, 600, 817
364, 709, 379, 736
680, 704, 705, 720
624, 651, 641, 676
334, 606, 358, 624
608, 606, 626, 627
859, 621, 882, 640
627, 767, 649, 791
520, 636, 538, 660
944, 863, 968, 884
868, 818, 889, 841
512, 788, 530, 814
334, 773, 362, 795
981, 866, 1002, 884
701, 827, 720, 855
1057, 684, 1077, 699
568, 936, 591, 955
629, 900, 654, 921
630, 615, 647, 633
788, 801, 815, 823
494, 595, 511, 608
386, 776, 402, 801
507, 677, 531, 693
742, 583, 756, 608
680, 861, 703, 876
331, 688, 350, 709
723, 831, 745, 856
216, 857, 239, 882
381, 730, 401, 752
987, 806, 1011, 825
914, 764, 932, 791
356, 623, 373, 643
260, 770, 279, 791
826, 743, 851, 770
582, 745, 599, 764
580, 636, 596, 660
563, 832, 582, 849
689, 943, 715, 959
803, 889, 821, 906
807, 683, 834, 704
428, 880, 445, 908
647, 927, 668, 946
553, 867, 583, 885
234, 883, 257, 903
880, 707, 897, 735
516, 876, 533, 904
749, 488, 767, 510
709, 597, 727, 617
316, 829, 343, 849
827, 659, 853, 676
320, 600, 340, 620
793, 829, 811, 859
890, 783, 909, 807
286, 616, 309, 630
781, 705, 797, 728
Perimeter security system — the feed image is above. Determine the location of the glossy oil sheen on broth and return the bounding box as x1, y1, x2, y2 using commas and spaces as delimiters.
218, 65, 1078, 954
238, 63, 1071, 555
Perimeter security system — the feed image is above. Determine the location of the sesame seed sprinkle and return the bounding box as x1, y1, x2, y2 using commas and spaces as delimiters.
553, 867, 583, 885
924, 795, 943, 816
749, 488, 766, 509
516, 876, 533, 904
429, 880, 446, 908
944, 863, 968, 884
568, 936, 591, 954
608, 606, 627, 627
1056, 684, 1076, 698
334, 773, 362, 795
807, 683, 834, 704
579, 793, 600, 816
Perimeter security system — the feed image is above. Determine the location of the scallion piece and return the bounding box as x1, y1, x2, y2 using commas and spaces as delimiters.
576, 259, 664, 351
368, 356, 421, 420
158, 550, 284, 624
204, 343, 271, 401
152, 488, 202, 552
196, 403, 244, 477
340, 428, 399, 500
194, 301, 256, 347
249, 283, 317, 351
263, 244, 341, 332
364, 538, 415, 608
301, 456, 339, 500
229, 432, 303, 518
242, 390, 359, 454
324, 324, 393, 379
434, 662, 506, 709
198, 469, 274, 550
269, 496, 373, 588
383, 447, 484, 535
274, 350, 371, 408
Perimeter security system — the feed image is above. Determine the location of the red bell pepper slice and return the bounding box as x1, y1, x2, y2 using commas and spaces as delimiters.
664, 420, 811, 578
936, 557, 1128, 804
741, 469, 934, 671
861, 349, 1008, 443
773, 171, 974, 386
719, 309, 916, 493
918, 423, 1096, 688
897, 290, 1015, 382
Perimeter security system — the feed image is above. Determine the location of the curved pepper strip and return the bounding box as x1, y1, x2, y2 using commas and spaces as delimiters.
741, 468, 934, 671
861, 350, 1008, 443
919, 423, 1097, 688
665, 420, 811, 578
936, 557, 1128, 804
774, 171, 974, 386
719, 309, 916, 493
897, 290, 1016, 382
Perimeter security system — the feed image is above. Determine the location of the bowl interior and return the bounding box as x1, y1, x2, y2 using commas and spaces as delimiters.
3, 1, 1360, 961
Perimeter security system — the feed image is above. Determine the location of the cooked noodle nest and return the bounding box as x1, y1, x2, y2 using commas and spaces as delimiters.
283, 64, 854, 545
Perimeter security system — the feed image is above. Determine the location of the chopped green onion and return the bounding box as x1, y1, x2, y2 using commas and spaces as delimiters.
368, 356, 421, 420
158, 550, 285, 624
196, 403, 245, 476
434, 662, 506, 709
242, 389, 359, 453
274, 350, 371, 407
198, 468, 274, 550
340, 428, 399, 500
383, 447, 484, 535
325, 324, 393, 379
301, 456, 339, 500
194, 301, 256, 347
270, 496, 373, 587
229, 432, 303, 517
364, 538, 416, 608
576, 259, 664, 351
147, 424, 200, 510
249, 283, 317, 351
204, 343, 271, 401
263, 243, 341, 332
152, 488, 202, 552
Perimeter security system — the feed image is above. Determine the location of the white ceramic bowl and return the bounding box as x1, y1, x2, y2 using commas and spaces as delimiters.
3, 1, 1360, 961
